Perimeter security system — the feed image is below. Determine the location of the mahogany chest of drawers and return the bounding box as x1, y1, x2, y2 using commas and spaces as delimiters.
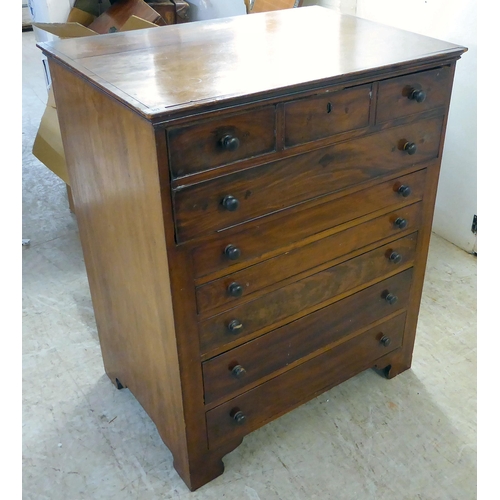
39, 7, 466, 490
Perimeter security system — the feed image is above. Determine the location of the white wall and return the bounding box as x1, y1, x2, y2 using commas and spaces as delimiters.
301, 0, 357, 14
355, 0, 477, 253
186, 0, 246, 21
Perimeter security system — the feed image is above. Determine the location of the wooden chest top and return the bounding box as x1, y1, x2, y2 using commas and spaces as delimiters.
38, 7, 465, 120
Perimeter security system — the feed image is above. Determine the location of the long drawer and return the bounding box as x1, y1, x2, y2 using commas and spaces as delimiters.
205, 312, 407, 448
198, 235, 417, 355
196, 202, 422, 315
192, 168, 427, 280
173, 117, 443, 242
202, 270, 412, 404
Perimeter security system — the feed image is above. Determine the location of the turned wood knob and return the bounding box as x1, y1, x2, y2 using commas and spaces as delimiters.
224, 244, 241, 260
394, 217, 408, 229
232, 410, 246, 425
380, 336, 392, 347
227, 319, 243, 334
221, 195, 240, 211
384, 292, 398, 305
220, 134, 240, 151
388, 251, 402, 264
227, 282, 243, 297
408, 88, 426, 103
403, 142, 417, 155
231, 365, 247, 378
397, 185, 412, 197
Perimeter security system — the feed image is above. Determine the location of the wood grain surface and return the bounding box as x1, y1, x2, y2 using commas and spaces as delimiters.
38, 7, 466, 120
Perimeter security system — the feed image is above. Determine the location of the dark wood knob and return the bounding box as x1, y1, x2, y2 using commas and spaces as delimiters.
384, 292, 398, 305
227, 282, 243, 297
227, 319, 243, 334
394, 217, 408, 229
220, 134, 240, 151
380, 336, 392, 347
231, 365, 246, 378
397, 185, 412, 197
388, 251, 402, 264
224, 244, 241, 260
408, 88, 426, 103
221, 195, 239, 211
403, 142, 417, 155
232, 410, 246, 425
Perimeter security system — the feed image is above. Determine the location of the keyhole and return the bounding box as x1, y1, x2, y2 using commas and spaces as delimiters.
326, 102, 333, 114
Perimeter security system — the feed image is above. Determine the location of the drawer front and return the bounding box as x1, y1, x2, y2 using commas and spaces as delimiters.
167, 106, 276, 178
284, 85, 371, 147
376, 66, 453, 123
192, 168, 427, 279
174, 117, 442, 242
206, 312, 407, 448
196, 202, 423, 315
203, 271, 412, 404
198, 234, 417, 355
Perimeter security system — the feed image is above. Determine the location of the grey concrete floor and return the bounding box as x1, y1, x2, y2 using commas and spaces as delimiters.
22, 30, 477, 499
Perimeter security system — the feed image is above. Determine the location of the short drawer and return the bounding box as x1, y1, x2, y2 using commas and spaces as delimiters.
198, 234, 417, 356
284, 84, 371, 147
167, 106, 276, 178
173, 116, 442, 242
192, 168, 427, 279
206, 312, 406, 448
196, 202, 423, 315
202, 271, 412, 404
376, 66, 453, 123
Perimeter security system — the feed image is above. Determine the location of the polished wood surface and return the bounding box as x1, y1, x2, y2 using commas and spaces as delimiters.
47, 61, 191, 478
39, 7, 466, 491
38, 7, 465, 120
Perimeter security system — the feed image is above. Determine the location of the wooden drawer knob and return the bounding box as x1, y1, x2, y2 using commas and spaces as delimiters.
227, 282, 243, 297
220, 134, 240, 151
224, 244, 241, 260
232, 410, 246, 425
397, 185, 412, 197
383, 291, 398, 305
388, 251, 402, 264
231, 365, 247, 378
221, 195, 240, 212
227, 319, 244, 334
403, 142, 417, 155
408, 88, 426, 103
380, 336, 392, 347
394, 217, 408, 229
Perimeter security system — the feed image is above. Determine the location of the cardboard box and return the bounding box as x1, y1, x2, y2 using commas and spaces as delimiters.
247, 0, 300, 13
31, 1, 160, 187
